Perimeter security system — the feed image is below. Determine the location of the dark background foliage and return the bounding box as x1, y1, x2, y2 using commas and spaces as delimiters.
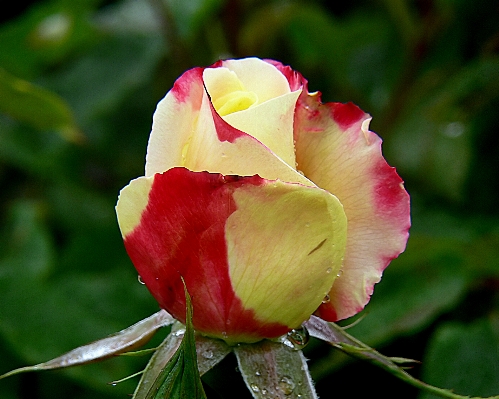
1, 0, 498, 398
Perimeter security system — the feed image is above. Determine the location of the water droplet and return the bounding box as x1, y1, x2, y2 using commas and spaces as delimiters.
305, 223, 310, 228
278, 376, 295, 395
282, 326, 310, 350
255, 371, 261, 376
261, 388, 268, 395
172, 328, 186, 337
250, 384, 260, 393
202, 350, 213, 359
322, 294, 330, 303
221, 152, 227, 158
336, 269, 343, 277
221, 331, 228, 339
110, 383, 117, 387
297, 170, 305, 176
137, 275, 145, 284
326, 267, 332, 274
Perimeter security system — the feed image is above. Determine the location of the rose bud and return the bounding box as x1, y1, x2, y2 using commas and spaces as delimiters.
116, 58, 410, 344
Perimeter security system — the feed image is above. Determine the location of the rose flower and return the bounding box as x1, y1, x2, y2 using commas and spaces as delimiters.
116, 58, 410, 344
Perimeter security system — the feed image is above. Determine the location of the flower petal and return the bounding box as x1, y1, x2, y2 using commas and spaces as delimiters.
116, 168, 347, 343
218, 58, 291, 104
226, 176, 347, 332
145, 66, 309, 185
220, 90, 301, 168
294, 94, 411, 321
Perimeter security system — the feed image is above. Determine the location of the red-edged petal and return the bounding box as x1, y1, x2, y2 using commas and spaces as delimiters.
116, 168, 347, 343
145, 63, 309, 186
294, 93, 411, 321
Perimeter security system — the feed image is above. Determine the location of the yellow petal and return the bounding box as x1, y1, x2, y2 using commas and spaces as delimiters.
226, 180, 347, 329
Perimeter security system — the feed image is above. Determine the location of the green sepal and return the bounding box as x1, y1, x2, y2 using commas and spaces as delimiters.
0, 310, 174, 380
145, 282, 207, 399
304, 316, 499, 399
234, 339, 318, 399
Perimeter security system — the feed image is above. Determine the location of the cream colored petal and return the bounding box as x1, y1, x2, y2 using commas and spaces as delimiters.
183, 91, 311, 186
222, 90, 301, 168
294, 96, 410, 321
115, 175, 154, 237
220, 58, 291, 103
145, 68, 204, 177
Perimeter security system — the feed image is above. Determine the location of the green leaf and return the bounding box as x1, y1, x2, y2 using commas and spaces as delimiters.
144, 284, 206, 399
387, 58, 499, 202
0, 68, 82, 142
234, 338, 318, 399
164, 0, 223, 39
419, 317, 499, 399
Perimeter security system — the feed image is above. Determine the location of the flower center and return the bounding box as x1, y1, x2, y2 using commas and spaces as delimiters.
205, 68, 259, 116
213, 90, 258, 116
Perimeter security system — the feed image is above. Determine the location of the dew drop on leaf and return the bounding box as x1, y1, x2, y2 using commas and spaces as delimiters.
250, 384, 260, 393
278, 376, 295, 395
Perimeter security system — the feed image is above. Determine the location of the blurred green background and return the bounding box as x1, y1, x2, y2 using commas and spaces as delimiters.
1, 0, 498, 398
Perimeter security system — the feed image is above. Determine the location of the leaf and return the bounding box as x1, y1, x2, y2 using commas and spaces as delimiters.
234, 339, 318, 399
0, 68, 82, 142
0, 310, 174, 380
305, 316, 499, 399
419, 317, 499, 399
144, 284, 207, 399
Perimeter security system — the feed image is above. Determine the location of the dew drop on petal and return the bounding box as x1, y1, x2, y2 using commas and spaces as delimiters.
137, 275, 145, 285
336, 269, 344, 277
326, 267, 332, 274
283, 326, 310, 350
322, 294, 330, 304
255, 371, 261, 376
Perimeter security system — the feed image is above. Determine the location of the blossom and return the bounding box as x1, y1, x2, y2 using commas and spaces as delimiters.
116, 57, 410, 344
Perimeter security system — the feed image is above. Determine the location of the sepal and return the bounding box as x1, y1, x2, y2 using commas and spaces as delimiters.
143, 283, 206, 399
0, 310, 174, 380
304, 316, 499, 399
234, 339, 318, 399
